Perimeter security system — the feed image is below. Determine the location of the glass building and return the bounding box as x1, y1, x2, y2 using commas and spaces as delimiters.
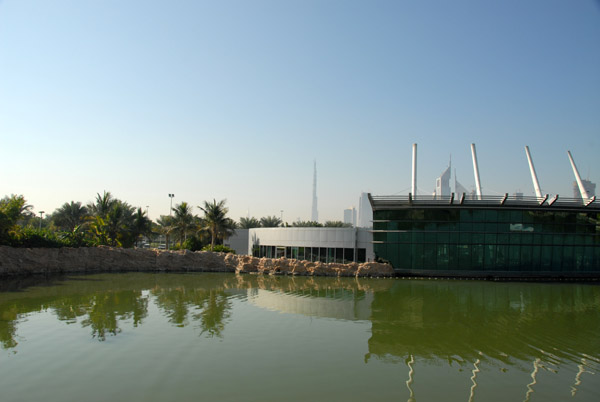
369, 194, 600, 276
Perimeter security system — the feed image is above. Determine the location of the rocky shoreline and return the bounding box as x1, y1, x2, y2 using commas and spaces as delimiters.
0, 246, 394, 278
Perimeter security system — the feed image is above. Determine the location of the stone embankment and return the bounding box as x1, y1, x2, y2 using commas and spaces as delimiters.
0, 246, 394, 278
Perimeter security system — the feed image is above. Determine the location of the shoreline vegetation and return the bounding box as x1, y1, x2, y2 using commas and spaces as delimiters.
1, 192, 353, 251
0, 246, 394, 279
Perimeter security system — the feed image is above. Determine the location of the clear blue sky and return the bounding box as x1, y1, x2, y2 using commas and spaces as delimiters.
1, 0, 599, 222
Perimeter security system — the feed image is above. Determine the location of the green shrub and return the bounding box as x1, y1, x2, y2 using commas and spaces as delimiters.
181, 236, 205, 251
202, 244, 235, 254
8, 228, 66, 248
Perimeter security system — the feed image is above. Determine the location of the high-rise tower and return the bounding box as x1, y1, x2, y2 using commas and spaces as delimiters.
311, 160, 318, 222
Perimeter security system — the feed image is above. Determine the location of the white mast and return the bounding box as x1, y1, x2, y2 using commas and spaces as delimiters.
524, 146, 543, 199
311, 160, 318, 221
567, 151, 590, 200
471, 143, 482, 200
411, 143, 417, 198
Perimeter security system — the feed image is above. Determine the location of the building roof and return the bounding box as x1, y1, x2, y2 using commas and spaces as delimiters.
368, 194, 600, 212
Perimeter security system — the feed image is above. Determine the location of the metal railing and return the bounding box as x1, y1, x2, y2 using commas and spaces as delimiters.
369, 193, 599, 210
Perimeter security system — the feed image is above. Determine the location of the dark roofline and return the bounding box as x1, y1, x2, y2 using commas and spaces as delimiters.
368, 193, 599, 212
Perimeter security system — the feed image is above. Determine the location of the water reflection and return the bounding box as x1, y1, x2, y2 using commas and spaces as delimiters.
1, 273, 599, 400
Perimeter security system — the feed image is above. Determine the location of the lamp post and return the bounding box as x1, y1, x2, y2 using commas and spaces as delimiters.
39, 211, 45, 231
280, 210, 284, 225
168, 194, 175, 216
167, 194, 174, 250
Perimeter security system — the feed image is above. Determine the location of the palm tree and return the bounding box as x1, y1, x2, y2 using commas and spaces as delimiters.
0, 194, 33, 240
88, 191, 116, 218
239, 217, 260, 229
198, 199, 236, 251
324, 220, 353, 228
90, 201, 135, 247
171, 202, 195, 245
292, 220, 322, 227
52, 201, 89, 232
260, 216, 282, 227
131, 207, 153, 246
156, 215, 174, 249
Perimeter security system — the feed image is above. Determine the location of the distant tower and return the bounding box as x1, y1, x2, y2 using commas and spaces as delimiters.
311, 160, 318, 222
573, 180, 596, 200
435, 157, 451, 198
343, 207, 356, 227
454, 169, 468, 196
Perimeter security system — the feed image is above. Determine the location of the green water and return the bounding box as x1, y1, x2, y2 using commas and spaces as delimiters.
1, 273, 599, 402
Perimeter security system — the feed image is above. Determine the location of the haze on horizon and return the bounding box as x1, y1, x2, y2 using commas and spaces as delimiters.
1, 0, 599, 222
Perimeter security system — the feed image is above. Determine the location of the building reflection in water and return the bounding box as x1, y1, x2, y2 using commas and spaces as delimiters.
1, 273, 599, 399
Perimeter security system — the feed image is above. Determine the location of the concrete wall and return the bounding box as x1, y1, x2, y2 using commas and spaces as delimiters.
223, 229, 249, 255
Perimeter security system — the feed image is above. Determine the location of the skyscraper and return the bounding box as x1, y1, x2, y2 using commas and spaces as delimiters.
311, 160, 318, 222
343, 207, 356, 227
435, 163, 451, 198
573, 179, 596, 200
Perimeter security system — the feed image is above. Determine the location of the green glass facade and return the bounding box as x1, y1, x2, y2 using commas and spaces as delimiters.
372, 206, 600, 274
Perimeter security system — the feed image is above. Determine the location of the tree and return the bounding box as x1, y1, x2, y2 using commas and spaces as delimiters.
198, 199, 236, 251
238, 217, 261, 229
324, 220, 353, 228
260, 216, 282, 228
131, 208, 153, 246
90, 200, 135, 247
88, 191, 116, 218
52, 201, 89, 232
156, 215, 174, 249
171, 202, 196, 245
292, 220, 322, 227
0, 194, 33, 242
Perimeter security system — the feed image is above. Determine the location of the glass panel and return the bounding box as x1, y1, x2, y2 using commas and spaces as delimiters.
357, 248, 366, 263
319, 248, 327, 263
423, 244, 436, 269
471, 245, 484, 269
483, 245, 495, 270
335, 248, 344, 263
508, 245, 520, 270
344, 248, 354, 263
458, 244, 471, 270
277, 247, 286, 259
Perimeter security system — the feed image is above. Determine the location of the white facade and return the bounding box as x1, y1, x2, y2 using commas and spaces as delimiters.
223, 229, 249, 255
435, 164, 451, 198
357, 192, 372, 228
247, 227, 373, 263
343, 207, 356, 227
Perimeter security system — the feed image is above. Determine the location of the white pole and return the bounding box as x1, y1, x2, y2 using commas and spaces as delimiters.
525, 146, 543, 199
567, 151, 590, 200
411, 143, 417, 198
471, 143, 482, 200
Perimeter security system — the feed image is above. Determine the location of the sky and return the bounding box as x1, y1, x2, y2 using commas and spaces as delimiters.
1, 0, 599, 222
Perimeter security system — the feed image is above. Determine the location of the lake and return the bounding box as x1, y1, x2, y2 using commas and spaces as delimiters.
1, 273, 599, 401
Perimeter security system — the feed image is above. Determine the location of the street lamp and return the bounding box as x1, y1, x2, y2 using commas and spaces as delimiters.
280, 210, 284, 224
39, 211, 45, 231
167, 194, 175, 251
168, 194, 175, 216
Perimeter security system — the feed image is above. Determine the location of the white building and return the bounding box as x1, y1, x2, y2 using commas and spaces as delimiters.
225, 227, 373, 263
357, 192, 372, 228
343, 207, 356, 227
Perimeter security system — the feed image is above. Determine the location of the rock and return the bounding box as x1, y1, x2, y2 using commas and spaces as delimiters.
355, 262, 395, 277
0, 246, 395, 278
